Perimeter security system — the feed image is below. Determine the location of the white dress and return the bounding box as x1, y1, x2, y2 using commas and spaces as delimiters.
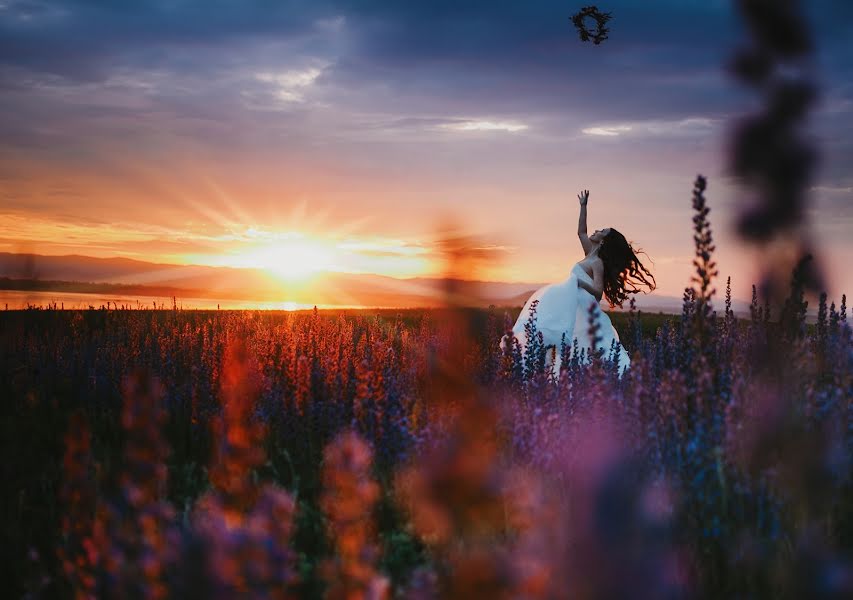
501, 262, 630, 376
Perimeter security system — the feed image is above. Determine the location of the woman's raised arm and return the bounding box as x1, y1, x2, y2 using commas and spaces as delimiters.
578, 190, 593, 256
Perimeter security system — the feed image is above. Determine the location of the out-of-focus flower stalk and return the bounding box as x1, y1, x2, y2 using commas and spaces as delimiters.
320, 431, 389, 600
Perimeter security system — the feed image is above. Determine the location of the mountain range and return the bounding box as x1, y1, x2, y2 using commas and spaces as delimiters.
0, 252, 711, 313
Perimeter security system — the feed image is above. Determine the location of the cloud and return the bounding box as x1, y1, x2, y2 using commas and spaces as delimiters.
582, 125, 633, 137
1, 0, 847, 129
440, 119, 528, 133
582, 117, 718, 138
811, 185, 853, 194
255, 66, 325, 103
0, 0, 69, 22
810, 184, 853, 219
314, 15, 345, 32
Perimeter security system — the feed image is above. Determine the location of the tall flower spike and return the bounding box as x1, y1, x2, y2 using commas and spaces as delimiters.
320, 431, 389, 600
92, 370, 177, 600
729, 0, 823, 299
58, 413, 98, 599
208, 338, 266, 516
194, 337, 299, 597
690, 175, 717, 346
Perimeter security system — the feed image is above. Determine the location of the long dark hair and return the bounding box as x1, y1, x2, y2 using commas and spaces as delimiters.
598, 229, 656, 307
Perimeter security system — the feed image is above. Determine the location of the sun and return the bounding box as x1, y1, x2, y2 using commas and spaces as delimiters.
240, 235, 337, 281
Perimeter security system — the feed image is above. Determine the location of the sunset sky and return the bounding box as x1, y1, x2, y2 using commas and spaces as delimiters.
1, 0, 852, 301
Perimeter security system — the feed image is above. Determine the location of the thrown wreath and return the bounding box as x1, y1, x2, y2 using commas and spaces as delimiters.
571, 5, 612, 45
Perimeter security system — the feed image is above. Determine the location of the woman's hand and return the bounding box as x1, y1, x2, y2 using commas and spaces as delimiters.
577, 189, 591, 254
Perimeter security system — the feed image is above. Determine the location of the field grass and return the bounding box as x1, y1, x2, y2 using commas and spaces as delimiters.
2, 295, 851, 598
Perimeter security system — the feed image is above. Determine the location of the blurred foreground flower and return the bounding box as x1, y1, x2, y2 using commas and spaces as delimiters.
58, 413, 97, 599
729, 0, 823, 301
320, 431, 389, 600
91, 371, 178, 599
193, 339, 298, 598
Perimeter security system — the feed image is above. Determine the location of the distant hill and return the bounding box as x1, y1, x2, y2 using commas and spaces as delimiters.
0, 252, 698, 312
0, 252, 543, 308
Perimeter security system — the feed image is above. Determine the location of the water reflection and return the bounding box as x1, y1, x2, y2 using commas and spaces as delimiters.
0, 290, 355, 311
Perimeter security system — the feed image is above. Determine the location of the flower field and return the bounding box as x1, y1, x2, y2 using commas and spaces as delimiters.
3, 235, 851, 597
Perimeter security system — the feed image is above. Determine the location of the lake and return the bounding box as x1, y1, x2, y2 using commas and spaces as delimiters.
0, 289, 350, 311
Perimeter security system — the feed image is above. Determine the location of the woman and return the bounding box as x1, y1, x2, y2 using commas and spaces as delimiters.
502, 189, 656, 376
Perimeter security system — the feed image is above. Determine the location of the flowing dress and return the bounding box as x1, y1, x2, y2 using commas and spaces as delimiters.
501, 262, 630, 376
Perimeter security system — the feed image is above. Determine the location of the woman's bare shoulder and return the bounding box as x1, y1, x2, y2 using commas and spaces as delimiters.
579, 254, 603, 266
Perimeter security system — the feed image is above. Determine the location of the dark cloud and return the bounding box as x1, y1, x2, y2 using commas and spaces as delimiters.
0, 0, 332, 80
1, 0, 849, 123
1, 0, 851, 225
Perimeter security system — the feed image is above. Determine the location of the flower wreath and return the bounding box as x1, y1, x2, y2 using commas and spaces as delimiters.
571, 6, 612, 45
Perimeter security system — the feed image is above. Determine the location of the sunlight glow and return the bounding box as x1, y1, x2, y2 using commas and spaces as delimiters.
233, 234, 337, 281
